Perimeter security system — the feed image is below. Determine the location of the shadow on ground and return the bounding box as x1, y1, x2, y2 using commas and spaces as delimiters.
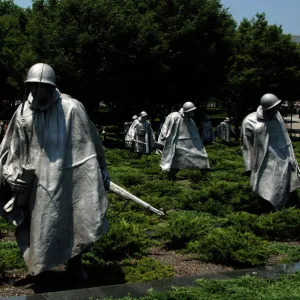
12, 262, 126, 294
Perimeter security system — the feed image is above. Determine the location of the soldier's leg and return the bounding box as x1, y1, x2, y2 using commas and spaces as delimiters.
66, 254, 88, 281
167, 169, 179, 181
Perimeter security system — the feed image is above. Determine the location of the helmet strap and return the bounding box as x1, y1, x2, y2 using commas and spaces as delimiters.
21, 87, 30, 116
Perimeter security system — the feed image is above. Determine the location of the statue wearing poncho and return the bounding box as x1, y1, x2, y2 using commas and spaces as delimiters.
241, 94, 300, 209
216, 118, 234, 143
158, 103, 210, 175
200, 115, 215, 144
0, 80, 109, 275
125, 112, 155, 154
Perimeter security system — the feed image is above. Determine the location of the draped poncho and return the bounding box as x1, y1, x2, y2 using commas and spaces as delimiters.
241, 106, 300, 208
200, 117, 215, 144
125, 118, 155, 154
0, 90, 109, 274
158, 109, 210, 171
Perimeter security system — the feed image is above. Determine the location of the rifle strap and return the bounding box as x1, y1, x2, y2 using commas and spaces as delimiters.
107, 200, 130, 221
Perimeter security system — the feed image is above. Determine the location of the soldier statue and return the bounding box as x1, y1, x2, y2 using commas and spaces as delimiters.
199, 115, 215, 144
241, 93, 300, 209
0, 63, 110, 280
124, 115, 138, 148
158, 102, 210, 180
216, 117, 235, 143
125, 111, 155, 154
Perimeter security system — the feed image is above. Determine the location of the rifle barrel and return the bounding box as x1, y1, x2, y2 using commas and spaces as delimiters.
109, 181, 164, 216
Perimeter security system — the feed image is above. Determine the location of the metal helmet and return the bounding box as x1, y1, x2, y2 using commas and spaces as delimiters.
132, 115, 138, 120
183, 102, 196, 113
140, 111, 148, 117
260, 93, 281, 110
25, 63, 56, 87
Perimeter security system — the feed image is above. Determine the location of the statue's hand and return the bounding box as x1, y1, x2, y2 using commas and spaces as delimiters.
245, 170, 251, 177
7, 178, 30, 194
101, 167, 111, 191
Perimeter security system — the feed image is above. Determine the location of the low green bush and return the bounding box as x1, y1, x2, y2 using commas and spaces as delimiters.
224, 208, 300, 241
129, 180, 182, 211
159, 211, 219, 250
173, 188, 204, 211
113, 273, 300, 300
106, 149, 139, 166
89, 219, 150, 260
0, 217, 15, 233
110, 166, 148, 186
268, 242, 300, 263
4, 143, 300, 277
222, 212, 259, 233
122, 257, 174, 283
191, 227, 271, 267
255, 208, 300, 240
0, 241, 25, 272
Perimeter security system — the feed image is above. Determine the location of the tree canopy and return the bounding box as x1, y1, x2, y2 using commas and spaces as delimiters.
0, 0, 299, 120
225, 13, 300, 118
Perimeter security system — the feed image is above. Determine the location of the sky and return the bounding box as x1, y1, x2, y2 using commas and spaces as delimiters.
13, 0, 300, 35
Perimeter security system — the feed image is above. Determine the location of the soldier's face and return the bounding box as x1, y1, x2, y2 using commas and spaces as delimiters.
264, 106, 278, 118
185, 110, 195, 118
28, 83, 55, 104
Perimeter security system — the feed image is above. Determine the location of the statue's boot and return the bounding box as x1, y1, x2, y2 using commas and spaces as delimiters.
167, 169, 179, 181
66, 254, 88, 281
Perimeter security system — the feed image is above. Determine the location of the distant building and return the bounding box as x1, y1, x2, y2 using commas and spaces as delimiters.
207, 101, 216, 108
291, 35, 300, 44
206, 97, 217, 108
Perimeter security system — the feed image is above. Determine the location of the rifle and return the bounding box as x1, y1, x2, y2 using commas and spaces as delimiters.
108, 181, 164, 216
132, 139, 146, 145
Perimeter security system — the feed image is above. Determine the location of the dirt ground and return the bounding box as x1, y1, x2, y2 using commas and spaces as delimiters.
0, 246, 235, 298
148, 246, 233, 277
1, 240, 299, 298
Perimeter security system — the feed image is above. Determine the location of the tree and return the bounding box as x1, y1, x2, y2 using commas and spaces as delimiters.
225, 13, 300, 120
0, 0, 35, 117
23, 0, 236, 121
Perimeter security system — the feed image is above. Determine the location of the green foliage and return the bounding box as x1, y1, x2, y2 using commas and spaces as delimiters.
0, 217, 15, 233
114, 273, 300, 299
255, 208, 300, 240
109, 166, 148, 186
122, 258, 174, 283
1, 0, 237, 117
106, 149, 140, 166
223, 208, 300, 241
0, 241, 25, 272
4, 143, 300, 279
1, 0, 300, 121
93, 144, 300, 270
159, 211, 219, 249
225, 13, 300, 118
89, 219, 150, 260
129, 180, 183, 211
191, 227, 271, 267
268, 242, 300, 264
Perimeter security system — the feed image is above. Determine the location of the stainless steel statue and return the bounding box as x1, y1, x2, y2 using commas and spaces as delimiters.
158, 102, 210, 180
125, 111, 155, 154
0, 63, 110, 280
217, 117, 234, 142
124, 115, 138, 148
199, 115, 215, 144
241, 93, 300, 209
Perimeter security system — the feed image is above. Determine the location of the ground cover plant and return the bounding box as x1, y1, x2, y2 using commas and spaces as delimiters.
1, 142, 300, 289
111, 272, 300, 300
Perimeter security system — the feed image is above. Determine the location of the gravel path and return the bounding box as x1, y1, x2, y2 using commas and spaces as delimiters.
148, 246, 233, 277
